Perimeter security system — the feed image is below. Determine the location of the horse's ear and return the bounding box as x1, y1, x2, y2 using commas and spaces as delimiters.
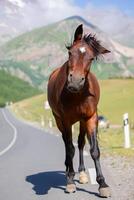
99, 46, 111, 54
74, 24, 83, 42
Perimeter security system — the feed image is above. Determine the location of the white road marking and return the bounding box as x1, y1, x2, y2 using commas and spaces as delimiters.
88, 168, 97, 185
83, 150, 89, 156
0, 109, 17, 156
73, 142, 78, 147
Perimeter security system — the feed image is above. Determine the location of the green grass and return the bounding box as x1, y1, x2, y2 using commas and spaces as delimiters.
0, 70, 42, 107
98, 79, 134, 125
98, 128, 134, 156
11, 94, 56, 126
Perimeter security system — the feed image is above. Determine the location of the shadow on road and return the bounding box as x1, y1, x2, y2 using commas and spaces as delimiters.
26, 171, 99, 197
26, 171, 66, 195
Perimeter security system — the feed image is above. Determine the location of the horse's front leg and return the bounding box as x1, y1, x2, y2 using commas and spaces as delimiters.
53, 115, 76, 193
62, 126, 76, 193
78, 120, 88, 184
86, 113, 111, 198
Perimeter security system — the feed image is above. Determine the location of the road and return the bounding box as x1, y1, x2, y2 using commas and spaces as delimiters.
0, 108, 116, 200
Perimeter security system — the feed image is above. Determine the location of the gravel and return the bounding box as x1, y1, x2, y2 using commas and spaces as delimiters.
101, 155, 134, 200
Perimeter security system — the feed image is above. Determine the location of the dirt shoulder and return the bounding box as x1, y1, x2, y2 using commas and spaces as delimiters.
102, 155, 134, 200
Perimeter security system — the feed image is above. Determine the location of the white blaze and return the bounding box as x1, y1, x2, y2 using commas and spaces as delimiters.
79, 47, 86, 53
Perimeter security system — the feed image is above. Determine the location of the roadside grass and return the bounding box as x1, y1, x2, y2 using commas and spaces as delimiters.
72, 124, 134, 157
98, 79, 134, 125
98, 128, 134, 157
11, 94, 56, 126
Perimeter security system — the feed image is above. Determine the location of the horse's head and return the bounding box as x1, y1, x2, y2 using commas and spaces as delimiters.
66, 24, 110, 93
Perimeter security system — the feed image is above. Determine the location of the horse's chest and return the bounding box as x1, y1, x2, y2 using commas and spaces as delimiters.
62, 97, 96, 120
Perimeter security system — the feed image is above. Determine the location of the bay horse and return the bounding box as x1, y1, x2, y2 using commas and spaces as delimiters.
47, 24, 111, 197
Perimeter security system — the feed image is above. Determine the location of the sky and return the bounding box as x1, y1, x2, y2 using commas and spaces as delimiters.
73, 0, 134, 16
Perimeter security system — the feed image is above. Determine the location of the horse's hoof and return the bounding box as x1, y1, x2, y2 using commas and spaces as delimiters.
79, 171, 88, 184
99, 187, 111, 198
65, 184, 76, 193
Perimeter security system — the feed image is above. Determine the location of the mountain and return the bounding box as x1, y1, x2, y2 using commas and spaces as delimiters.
0, 16, 134, 89
0, 70, 41, 107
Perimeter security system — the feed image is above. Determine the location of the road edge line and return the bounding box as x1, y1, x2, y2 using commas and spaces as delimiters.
0, 109, 17, 156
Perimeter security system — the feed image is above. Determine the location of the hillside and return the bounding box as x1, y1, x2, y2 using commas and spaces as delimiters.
0, 16, 134, 89
0, 70, 41, 107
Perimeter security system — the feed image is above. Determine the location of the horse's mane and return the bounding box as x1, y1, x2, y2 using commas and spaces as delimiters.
83, 34, 101, 58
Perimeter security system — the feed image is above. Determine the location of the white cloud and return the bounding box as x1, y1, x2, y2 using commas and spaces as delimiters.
8, 0, 25, 8
21, 0, 84, 27
0, 23, 8, 27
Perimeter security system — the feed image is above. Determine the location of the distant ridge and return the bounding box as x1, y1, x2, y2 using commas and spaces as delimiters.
66, 15, 98, 30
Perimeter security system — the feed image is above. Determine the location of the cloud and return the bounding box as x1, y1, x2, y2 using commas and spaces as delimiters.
21, 0, 83, 28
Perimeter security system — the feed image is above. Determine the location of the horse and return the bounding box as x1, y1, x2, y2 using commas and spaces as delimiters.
47, 24, 111, 198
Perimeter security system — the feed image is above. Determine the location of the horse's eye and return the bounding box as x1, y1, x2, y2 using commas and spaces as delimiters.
91, 58, 94, 61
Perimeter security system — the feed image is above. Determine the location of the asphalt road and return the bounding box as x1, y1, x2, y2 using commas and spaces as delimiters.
0, 108, 116, 200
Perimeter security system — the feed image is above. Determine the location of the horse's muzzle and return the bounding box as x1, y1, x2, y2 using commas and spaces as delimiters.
67, 74, 85, 93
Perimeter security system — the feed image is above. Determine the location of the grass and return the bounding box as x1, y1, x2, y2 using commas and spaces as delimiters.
98, 79, 134, 125
98, 128, 134, 156
10, 79, 134, 156
11, 94, 56, 127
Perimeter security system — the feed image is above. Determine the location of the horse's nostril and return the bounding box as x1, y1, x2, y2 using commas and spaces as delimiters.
70, 74, 72, 77
82, 77, 85, 81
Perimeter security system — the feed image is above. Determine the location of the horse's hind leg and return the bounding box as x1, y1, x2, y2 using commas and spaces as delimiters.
53, 115, 76, 193
86, 112, 111, 198
78, 121, 88, 184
